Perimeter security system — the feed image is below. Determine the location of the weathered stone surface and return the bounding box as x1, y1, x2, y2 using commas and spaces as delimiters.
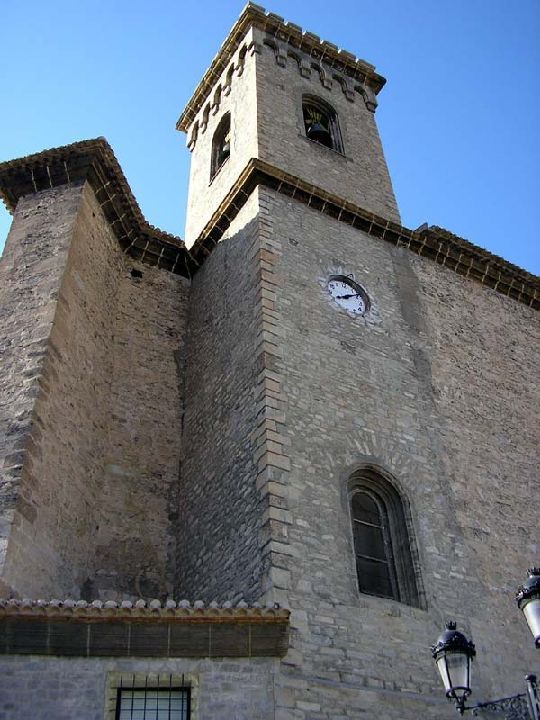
0, 656, 277, 720
0, 181, 189, 600
253, 188, 538, 718
177, 192, 266, 603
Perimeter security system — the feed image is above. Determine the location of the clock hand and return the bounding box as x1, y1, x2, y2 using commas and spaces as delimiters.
335, 293, 360, 299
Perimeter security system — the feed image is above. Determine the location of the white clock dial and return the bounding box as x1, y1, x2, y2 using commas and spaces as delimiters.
327, 276, 369, 315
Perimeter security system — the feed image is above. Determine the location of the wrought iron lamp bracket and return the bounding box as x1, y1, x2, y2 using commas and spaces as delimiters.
468, 693, 530, 719
457, 676, 539, 720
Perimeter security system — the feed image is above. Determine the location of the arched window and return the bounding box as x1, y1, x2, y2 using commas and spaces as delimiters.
302, 95, 343, 153
349, 468, 422, 607
211, 112, 230, 180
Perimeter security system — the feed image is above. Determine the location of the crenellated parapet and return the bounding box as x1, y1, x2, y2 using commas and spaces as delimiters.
186, 38, 261, 151
261, 35, 379, 111
177, 2, 385, 139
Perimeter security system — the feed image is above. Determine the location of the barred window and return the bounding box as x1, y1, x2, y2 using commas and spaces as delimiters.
116, 687, 190, 720
350, 468, 422, 607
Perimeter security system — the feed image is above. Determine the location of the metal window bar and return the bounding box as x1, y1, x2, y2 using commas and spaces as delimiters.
115, 685, 190, 720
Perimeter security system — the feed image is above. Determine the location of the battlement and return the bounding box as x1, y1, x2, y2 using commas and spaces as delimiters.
177, 2, 386, 133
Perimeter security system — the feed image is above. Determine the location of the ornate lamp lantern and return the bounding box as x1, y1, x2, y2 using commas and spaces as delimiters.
517, 568, 540, 648
431, 622, 476, 714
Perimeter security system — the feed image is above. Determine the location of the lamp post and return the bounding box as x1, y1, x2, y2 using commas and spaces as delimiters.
431, 570, 539, 719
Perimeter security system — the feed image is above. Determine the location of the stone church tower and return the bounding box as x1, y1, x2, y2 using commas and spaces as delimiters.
0, 4, 538, 719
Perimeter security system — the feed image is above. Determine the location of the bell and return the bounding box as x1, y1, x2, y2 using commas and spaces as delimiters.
307, 121, 332, 148
218, 139, 230, 167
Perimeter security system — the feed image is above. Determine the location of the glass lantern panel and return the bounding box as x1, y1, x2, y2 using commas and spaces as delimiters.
446, 651, 470, 697
436, 655, 452, 694
523, 598, 540, 644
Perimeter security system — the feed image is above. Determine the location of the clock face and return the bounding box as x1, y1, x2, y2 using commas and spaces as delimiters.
327, 276, 369, 315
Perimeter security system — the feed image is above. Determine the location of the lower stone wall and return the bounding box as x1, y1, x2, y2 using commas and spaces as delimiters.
0, 656, 277, 720
0, 652, 469, 720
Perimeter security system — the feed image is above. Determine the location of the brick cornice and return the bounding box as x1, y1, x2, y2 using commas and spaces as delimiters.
192, 158, 539, 310
2, 140, 537, 307
176, 2, 386, 132
0, 138, 198, 278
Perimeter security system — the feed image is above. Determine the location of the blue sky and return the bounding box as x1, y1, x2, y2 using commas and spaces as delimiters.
0, 0, 539, 273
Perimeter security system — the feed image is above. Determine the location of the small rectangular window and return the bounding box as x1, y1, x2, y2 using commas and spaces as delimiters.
116, 687, 190, 720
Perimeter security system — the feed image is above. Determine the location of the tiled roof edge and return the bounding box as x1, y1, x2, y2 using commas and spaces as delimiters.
192, 158, 539, 309
0, 138, 198, 278
176, 2, 385, 132
0, 597, 289, 622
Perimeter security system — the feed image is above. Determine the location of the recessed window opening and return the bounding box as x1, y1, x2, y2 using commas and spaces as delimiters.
349, 467, 422, 607
211, 112, 231, 180
302, 95, 343, 153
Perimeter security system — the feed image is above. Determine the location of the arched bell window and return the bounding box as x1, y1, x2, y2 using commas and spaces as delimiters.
302, 96, 343, 153
211, 112, 231, 180
349, 468, 422, 607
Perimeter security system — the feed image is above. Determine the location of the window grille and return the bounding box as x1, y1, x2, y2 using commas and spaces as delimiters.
116, 687, 190, 720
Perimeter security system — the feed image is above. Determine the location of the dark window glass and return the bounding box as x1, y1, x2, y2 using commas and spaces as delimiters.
116, 688, 190, 720
352, 492, 381, 527
352, 491, 395, 599
356, 556, 393, 599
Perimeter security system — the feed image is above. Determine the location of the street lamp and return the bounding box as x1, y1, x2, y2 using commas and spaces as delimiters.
517, 569, 540, 649
431, 622, 476, 714
431, 570, 539, 718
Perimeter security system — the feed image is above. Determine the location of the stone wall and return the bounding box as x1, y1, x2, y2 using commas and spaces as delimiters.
412, 252, 539, 699
184, 27, 259, 246
0, 656, 277, 720
0, 183, 89, 595
254, 28, 400, 225
177, 192, 266, 603
255, 188, 538, 719
184, 28, 400, 247
0, 182, 189, 600
92, 256, 189, 601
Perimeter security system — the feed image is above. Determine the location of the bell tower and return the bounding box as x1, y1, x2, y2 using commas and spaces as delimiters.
178, 3, 400, 247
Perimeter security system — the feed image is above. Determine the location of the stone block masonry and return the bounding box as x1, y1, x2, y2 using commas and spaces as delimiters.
177, 192, 266, 603
0, 180, 189, 600
0, 183, 86, 595
256, 187, 538, 718
253, 26, 401, 224
0, 5, 538, 719
0, 655, 278, 720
